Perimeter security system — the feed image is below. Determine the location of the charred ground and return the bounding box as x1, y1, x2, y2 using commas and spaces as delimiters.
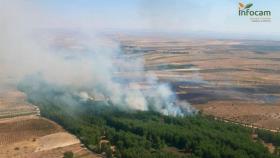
118, 36, 280, 131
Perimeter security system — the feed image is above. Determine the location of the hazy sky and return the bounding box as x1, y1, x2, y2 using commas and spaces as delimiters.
7, 0, 280, 39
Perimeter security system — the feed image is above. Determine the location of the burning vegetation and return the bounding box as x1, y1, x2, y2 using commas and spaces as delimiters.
18, 80, 279, 158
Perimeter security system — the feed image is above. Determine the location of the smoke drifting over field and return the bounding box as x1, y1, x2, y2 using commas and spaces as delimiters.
0, 1, 196, 116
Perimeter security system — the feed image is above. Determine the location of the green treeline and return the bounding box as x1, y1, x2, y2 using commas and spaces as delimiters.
18, 81, 279, 158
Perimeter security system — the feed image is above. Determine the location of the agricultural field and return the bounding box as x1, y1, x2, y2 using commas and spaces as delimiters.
0, 87, 102, 158
0, 88, 39, 119
117, 35, 280, 131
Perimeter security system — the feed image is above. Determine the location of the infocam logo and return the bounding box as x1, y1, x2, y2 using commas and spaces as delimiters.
238, 2, 271, 22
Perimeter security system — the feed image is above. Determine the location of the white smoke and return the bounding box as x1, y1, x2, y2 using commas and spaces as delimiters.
0, 1, 196, 116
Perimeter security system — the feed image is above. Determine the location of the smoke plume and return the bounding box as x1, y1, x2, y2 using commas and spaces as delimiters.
0, 1, 196, 116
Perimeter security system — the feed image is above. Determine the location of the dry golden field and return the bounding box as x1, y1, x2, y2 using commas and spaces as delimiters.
0, 87, 102, 158
118, 35, 280, 131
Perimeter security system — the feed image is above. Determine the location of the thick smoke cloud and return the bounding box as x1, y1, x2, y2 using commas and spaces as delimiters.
0, 1, 196, 116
